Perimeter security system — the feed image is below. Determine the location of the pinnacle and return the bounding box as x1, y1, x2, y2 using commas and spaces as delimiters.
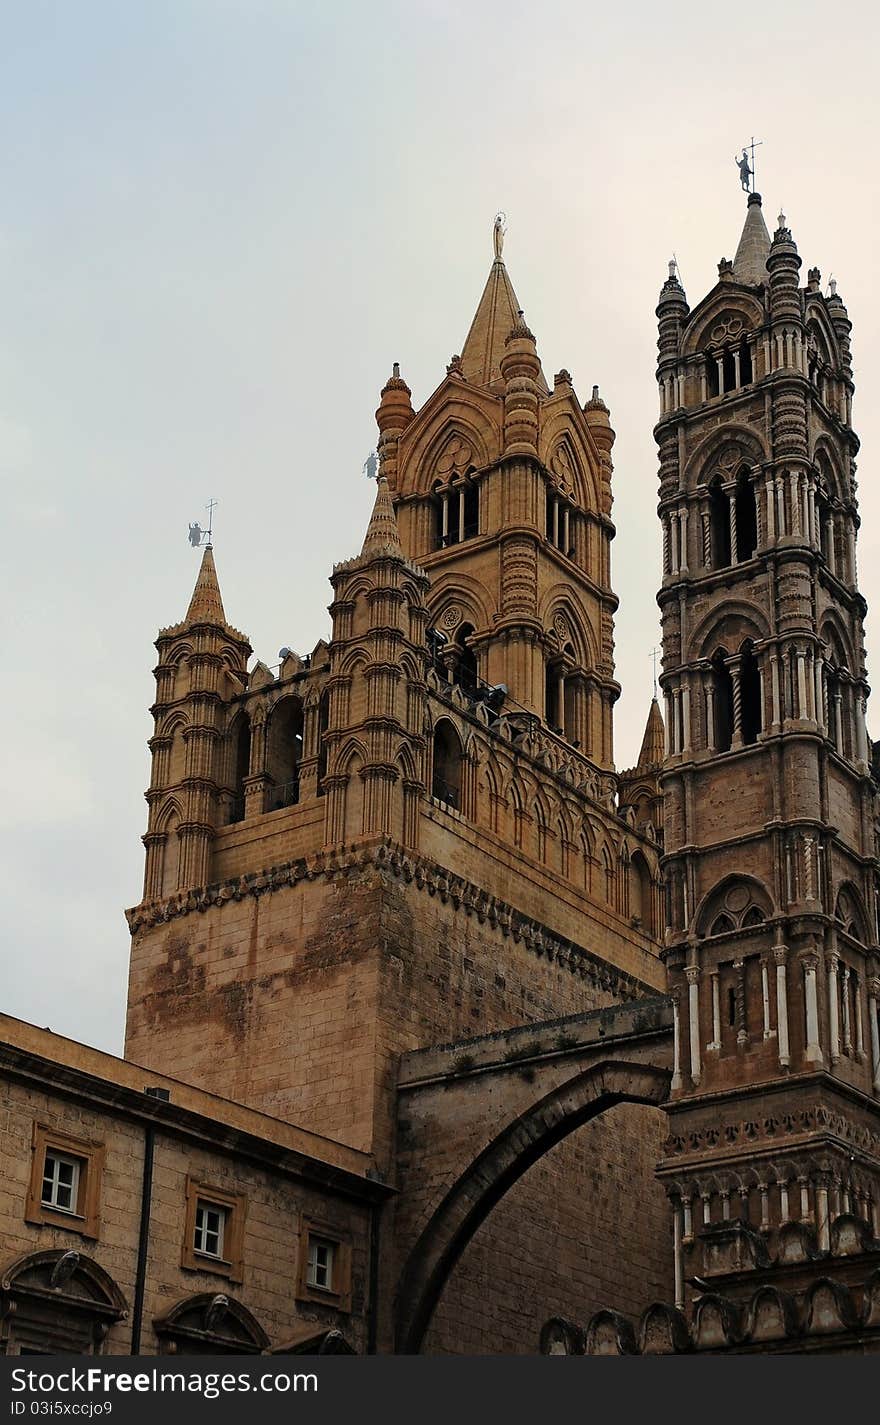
637, 697, 665, 768
732, 191, 771, 285
459, 255, 548, 392
185, 544, 227, 626
360, 475, 404, 558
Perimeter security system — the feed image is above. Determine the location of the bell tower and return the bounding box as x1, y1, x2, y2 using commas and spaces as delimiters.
382, 225, 619, 769
654, 191, 880, 1304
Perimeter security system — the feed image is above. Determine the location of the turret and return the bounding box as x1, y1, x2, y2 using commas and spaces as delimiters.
144, 545, 251, 899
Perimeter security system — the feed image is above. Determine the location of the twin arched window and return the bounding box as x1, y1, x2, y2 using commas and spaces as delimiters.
434, 478, 479, 550
708, 468, 757, 569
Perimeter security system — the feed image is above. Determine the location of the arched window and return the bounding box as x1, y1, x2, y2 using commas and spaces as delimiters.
432, 720, 462, 809
712, 650, 734, 752
707, 354, 720, 399
735, 468, 757, 561
709, 478, 731, 568
740, 642, 762, 745
228, 714, 250, 824
742, 905, 765, 928
630, 852, 655, 935
316, 689, 330, 796
451, 623, 478, 694
266, 698, 303, 811
161, 812, 181, 897
711, 914, 735, 936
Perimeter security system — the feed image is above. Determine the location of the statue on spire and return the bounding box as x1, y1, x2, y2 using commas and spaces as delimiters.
493, 211, 506, 260
736, 148, 753, 192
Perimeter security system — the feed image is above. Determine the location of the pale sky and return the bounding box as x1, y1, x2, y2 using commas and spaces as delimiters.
2, 0, 878, 1055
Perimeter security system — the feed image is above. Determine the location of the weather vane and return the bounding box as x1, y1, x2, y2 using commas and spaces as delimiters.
735, 136, 763, 194
187, 498, 218, 549
649, 646, 660, 699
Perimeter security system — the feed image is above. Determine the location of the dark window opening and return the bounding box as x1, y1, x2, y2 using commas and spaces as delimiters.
712, 651, 734, 752
740, 338, 753, 385
727, 986, 736, 1025
266, 698, 303, 810
432, 721, 462, 809
452, 623, 478, 694
707, 355, 720, 398
462, 483, 479, 541
735, 469, 757, 561
722, 346, 737, 393
709, 479, 731, 567
229, 717, 250, 824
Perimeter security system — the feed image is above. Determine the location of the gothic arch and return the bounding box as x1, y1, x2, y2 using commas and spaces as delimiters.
538, 588, 598, 670
689, 600, 770, 663
394, 1061, 671, 1353
683, 425, 767, 492
813, 441, 847, 503
695, 875, 774, 938
155, 797, 183, 833
538, 411, 600, 510
400, 391, 501, 496
681, 294, 765, 359
427, 571, 494, 635
834, 883, 868, 942
819, 613, 856, 673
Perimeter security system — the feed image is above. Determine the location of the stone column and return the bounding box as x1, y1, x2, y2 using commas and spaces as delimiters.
733, 958, 748, 1048
679, 508, 689, 574
673, 1200, 684, 1310
770, 650, 781, 729
681, 676, 691, 754
705, 679, 716, 753
854, 976, 866, 1063
796, 647, 808, 719
671, 989, 683, 1093
761, 960, 772, 1039
827, 950, 841, 1064
701, 510, 711, 567
842, 964, 853, 1055
686, 967, 701, 1085
729, 657, 743, 749
801, 950, 824, 1066
816, 1177, 831, 1252
865, 986, 877, 1094
775, 946, 790, 1068
764, 473, 776, 542
728, 489, 738, 564
709, 971, 721, 1051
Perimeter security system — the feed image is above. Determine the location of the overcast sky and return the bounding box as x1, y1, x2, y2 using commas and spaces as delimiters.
2, 0, 878, 1056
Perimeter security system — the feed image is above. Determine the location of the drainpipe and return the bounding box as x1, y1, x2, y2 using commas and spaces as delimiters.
130, 1118, 156, 1353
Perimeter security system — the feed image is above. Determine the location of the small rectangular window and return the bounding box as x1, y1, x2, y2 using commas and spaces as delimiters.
41, 1152, 81, 1214
194, 1201, 227, 1259
306, 1236, 336, 1291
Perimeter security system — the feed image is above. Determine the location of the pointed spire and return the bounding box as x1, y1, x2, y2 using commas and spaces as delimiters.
732, 191, 771, 285
360, 475, 404, 559
185, 544, 227, 626
637, 697, 665, 768
459, 223, 548, 391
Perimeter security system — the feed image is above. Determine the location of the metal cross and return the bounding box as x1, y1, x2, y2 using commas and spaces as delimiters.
205, 498, 218, 542
745, 135, 763, 191
649, 647, 661, 698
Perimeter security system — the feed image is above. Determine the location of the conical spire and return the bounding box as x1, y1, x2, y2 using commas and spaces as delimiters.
732, 192, 771, 285
637, 697, 665, 768
459, 224, 548, 391
360, 475, 404, 558
185, 544, 227, 626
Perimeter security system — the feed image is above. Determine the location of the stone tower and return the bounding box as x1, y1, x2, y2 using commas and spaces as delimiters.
125, 226, 673, 1351
653, 192, 880, 1307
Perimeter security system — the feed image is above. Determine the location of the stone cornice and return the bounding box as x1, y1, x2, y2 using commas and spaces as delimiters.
125, 836, 654, 1002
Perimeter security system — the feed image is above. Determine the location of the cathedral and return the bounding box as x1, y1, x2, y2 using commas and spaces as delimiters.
1, 190, 879, 1356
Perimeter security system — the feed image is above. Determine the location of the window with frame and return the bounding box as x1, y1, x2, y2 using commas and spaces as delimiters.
297, 1217, 352, 1312
26, 1125, 104, 1239
181, 1178, 246, 1283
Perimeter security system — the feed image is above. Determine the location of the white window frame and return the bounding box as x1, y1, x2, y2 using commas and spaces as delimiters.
41, 1152, 81, 1215
306, 1236, 336, 1291
193, 1200, 227, 1260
